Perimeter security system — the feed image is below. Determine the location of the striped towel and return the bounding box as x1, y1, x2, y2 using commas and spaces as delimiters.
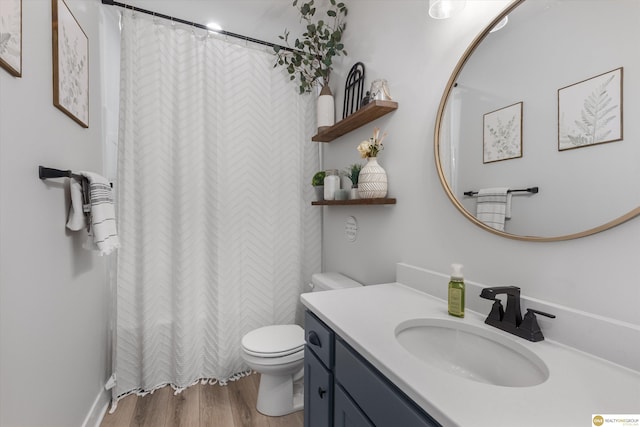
79, 171, 120, 255
476, 188, 512, 231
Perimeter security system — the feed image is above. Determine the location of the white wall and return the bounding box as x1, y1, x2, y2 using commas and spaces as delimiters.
322, 0, 640, 327
0, 1, 110, 426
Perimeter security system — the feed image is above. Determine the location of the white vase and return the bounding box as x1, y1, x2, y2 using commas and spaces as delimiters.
358, 157, 388, 199
350, 187, 359, 200
317, 85, 335, 130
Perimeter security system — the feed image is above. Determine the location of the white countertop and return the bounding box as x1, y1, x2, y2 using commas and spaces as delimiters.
301, 283, 640, 427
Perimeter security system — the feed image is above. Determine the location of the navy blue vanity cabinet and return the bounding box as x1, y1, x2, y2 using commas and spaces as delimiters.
304, 311, 442, 427
305, 347, 334, 427
334, 338, 441, 427
334, 384, 374, 427
305, 311, 335, 427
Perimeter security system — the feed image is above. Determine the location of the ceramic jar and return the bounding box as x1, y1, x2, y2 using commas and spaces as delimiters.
357, 157, 387, 198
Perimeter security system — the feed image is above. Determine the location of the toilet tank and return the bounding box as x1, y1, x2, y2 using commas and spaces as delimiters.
310, 272, 362, 292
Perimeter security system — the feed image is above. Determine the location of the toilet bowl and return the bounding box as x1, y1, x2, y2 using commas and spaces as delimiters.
240, 272, 362, 416
241, 324, 305, 416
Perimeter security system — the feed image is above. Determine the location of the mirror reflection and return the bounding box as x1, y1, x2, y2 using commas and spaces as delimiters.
436, 0, 640, 240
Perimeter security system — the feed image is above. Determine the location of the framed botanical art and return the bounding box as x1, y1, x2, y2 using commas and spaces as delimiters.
483, 102, 523, 163
558, 67, 622, 151
52, 0, 89, 128
0, 0, 22, 77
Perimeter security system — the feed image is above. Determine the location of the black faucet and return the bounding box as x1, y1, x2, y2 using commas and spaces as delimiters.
479, 286, 555, 342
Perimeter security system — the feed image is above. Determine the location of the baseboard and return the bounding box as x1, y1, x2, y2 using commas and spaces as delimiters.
81, 386, 111, 427
396, 262, 640, 373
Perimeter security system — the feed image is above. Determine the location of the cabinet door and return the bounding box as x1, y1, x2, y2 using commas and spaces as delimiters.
334, 384, 374, 427
305, 347, 333, 427
335, 338, 441, 427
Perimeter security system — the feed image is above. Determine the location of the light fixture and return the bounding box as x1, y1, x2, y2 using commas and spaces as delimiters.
428, 0, 466, 19
490, 16, 509, 33
206, 22, 222, 32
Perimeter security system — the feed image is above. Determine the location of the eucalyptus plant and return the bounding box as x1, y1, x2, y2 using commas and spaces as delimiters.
274, 0, 348, 94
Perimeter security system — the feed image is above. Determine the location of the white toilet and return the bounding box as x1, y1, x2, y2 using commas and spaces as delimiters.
241, 272, 362, 416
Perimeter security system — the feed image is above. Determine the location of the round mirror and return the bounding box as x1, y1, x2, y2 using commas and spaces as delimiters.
435, 0, 640, 241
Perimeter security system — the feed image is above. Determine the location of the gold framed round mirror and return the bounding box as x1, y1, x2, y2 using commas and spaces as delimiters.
434, 0, 640, 241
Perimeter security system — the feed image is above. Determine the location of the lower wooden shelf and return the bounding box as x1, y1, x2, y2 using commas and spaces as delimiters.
312, 198, 396, 206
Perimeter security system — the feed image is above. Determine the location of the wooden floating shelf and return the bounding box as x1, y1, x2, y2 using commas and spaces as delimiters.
312, 100, 399, 143
312, 198, 396, 206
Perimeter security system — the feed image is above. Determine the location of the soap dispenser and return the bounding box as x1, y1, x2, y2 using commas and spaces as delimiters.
448, 263, 465, 318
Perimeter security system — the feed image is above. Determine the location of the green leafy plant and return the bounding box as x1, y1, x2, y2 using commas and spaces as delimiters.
344, 163, 362, 186
312, 170, 326, 186
274, 0, 348, 94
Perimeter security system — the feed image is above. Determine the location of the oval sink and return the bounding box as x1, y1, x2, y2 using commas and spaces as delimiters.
395, 318, 549, 387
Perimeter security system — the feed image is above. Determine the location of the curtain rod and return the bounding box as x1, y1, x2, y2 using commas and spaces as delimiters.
101, 0, 296, 53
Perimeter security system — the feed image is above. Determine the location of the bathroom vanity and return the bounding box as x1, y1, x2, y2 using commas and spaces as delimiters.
304, 310, 440, 427
301, 276, 640, 427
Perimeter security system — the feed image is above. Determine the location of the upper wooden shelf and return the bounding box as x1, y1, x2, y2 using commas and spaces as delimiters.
312, 100, 398, 143
312, 198, 396, 206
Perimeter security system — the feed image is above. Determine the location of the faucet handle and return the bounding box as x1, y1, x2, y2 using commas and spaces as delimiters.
519, 308, 556, 342
526, 308, 556, 319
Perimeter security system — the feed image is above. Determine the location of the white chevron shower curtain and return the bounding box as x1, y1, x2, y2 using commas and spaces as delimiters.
114, 12, 320, 399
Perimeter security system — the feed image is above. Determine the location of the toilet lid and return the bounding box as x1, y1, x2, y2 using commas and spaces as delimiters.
242, 324, 305, 358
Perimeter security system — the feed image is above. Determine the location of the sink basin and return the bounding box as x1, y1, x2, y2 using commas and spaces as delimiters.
395, 318, 549, 387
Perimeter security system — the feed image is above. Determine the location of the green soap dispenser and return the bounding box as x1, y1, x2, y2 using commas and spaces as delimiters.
448, 263, 465, 318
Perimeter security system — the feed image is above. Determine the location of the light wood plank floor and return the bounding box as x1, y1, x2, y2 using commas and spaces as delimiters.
100, 374, 304, 427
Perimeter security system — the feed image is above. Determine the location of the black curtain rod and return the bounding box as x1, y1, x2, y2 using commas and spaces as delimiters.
101, 0, 296, 53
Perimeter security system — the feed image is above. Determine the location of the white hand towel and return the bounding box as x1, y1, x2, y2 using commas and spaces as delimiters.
66, 177, 87, 231
476, 188, 511, 231
79, 171, 120, 255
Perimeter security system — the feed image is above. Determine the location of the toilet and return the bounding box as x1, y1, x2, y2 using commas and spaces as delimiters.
241, 272, 362, 416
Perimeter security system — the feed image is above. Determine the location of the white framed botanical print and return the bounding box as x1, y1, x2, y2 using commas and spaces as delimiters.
483, 102, 523, 163
0, 0, 22, 77
558, 67, 622, 151
52, 0, 89, 128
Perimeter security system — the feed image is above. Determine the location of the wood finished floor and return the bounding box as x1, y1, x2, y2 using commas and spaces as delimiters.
100, 374, 304, 427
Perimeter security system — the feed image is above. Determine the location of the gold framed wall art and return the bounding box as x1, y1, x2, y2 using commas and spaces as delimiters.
0, 0, 22, 77
52, 0, 89, 128
558, 67, 622, 151
483, 102, 523, 163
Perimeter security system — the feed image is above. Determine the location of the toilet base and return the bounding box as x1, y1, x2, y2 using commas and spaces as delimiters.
256, 371, 304, 416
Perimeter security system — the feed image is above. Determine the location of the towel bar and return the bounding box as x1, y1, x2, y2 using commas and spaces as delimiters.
38, 166, 113, 188
464, 187, 539, 197
39, 166, 83, 181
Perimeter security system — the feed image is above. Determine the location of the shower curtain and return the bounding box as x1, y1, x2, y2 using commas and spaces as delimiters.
114, 11, 320, 399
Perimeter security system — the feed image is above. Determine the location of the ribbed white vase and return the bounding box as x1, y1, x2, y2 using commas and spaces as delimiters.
358, 157, 387, 199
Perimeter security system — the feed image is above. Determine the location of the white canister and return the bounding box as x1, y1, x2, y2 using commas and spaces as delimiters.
323, 169, 340, 200
317, 85, 335, 128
